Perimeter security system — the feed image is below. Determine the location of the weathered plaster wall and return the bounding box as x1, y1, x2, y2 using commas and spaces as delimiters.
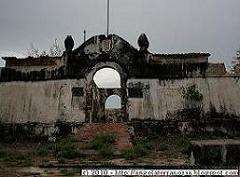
1, 76, 240, 125
0, 79, 86, 124
127, 77, 240, 120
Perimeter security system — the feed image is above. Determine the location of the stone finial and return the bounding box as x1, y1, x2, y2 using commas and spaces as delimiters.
64, 35, 74, 52
138, 33, 149, 52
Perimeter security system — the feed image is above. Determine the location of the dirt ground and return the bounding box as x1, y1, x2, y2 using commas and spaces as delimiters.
0, 135, 190, 177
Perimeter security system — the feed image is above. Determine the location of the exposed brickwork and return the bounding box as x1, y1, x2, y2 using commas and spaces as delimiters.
76, 123, 133, 151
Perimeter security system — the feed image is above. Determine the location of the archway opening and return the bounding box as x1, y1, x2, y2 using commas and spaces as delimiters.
105, 95, 122, 109
93, 68, 121, 88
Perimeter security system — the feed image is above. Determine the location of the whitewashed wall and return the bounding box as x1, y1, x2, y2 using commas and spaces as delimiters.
1, 77, 240, 124
127, 77, 240, 120
0, 79, 86, 123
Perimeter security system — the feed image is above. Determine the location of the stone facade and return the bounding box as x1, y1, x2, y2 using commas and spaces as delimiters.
0, 33, 240, 137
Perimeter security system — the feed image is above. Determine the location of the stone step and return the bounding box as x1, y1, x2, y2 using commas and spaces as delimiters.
76, 123, 133, 151
190, 139, 240, 166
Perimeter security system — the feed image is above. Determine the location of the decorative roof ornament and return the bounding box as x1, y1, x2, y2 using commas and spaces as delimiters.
138, 33, 149, 52
64, 35, 74, 52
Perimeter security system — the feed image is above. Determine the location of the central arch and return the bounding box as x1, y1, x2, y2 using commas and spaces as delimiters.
85, 62, 128, 123
86, 62, 127, 88
93, 68, 121, 88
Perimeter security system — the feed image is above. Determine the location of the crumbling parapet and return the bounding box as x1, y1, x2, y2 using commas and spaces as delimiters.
0, 33, 216, 82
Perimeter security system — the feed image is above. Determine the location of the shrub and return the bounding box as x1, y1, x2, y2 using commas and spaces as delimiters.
57, 136, 79, 159
33, 143, 55, 157
58, 148, 78, 159
90, 134, 115, 150
99, 145, 114, 159
35, 147, 49, 156
58, 157, 66, 164
159, 143, 169, 151
123, 148, 136, 160
182, 84, 203, 102
123, 138, 152, 160
176, 137, 192, 154
89, 134, 116, 159
134, 138, 152, 156
0, 150, 29, 162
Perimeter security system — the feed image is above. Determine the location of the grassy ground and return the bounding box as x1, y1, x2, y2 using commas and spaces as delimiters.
0, 134, 192, 176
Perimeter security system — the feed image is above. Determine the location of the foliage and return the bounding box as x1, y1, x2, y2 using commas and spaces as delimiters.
176, 137, 192, 154
33, 143, 55, 157
60, 168, 78, 176
182, 84, 203, 102
237, 49, 240, 60
57, 136, 79, 159
28, 39, 63, 57
159, 143, 169, 151
123, 138, 152, 160
231, 48, 240, 73
50, 39, 63, 56
36, 148, 49, 156
90, 134, 115, 150
90, 134, 116, 159
123, 135, 192, 160
133, 138, 152, 156
157, 135, 192, 154
0, 149, 30, 162
58, 157, 66, 164
123, 148, 135, 160
99, 145, 114, 159
28, 43, 41, 57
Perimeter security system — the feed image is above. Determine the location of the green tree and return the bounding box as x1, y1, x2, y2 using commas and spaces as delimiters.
231, 48, 240, 73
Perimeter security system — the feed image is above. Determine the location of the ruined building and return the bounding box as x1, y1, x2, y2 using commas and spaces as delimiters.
0, 33, 240, 137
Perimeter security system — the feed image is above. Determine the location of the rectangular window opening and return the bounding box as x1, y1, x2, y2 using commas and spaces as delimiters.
128, 88, 143, 98
72, 87, 84, 97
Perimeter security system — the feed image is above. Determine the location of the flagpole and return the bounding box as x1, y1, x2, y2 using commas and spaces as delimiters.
107, 0, 110, 36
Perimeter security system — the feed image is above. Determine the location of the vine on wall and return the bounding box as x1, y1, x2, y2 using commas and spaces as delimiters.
182, 84, 203, 102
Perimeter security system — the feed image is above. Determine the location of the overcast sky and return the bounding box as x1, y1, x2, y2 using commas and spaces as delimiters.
0, 0, 240, 67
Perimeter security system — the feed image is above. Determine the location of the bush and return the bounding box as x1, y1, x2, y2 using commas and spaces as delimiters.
90, 134, 115, 150
32, 143, 55, 157
123, 148, 136, 160
0, 150, 29, 162
123, 138, 152, 160
159, 143, 169, 151
58, 157, 66, 164
182, 84, 203, 102
89, 134, 116, 159
57, 136, 79, 159
176, 137, 192, 154
58, 148, 78, 159
36, 147, 49, 156
134, 138, 152, 156
155, 135, 192, 154
99, 145, 114, 159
